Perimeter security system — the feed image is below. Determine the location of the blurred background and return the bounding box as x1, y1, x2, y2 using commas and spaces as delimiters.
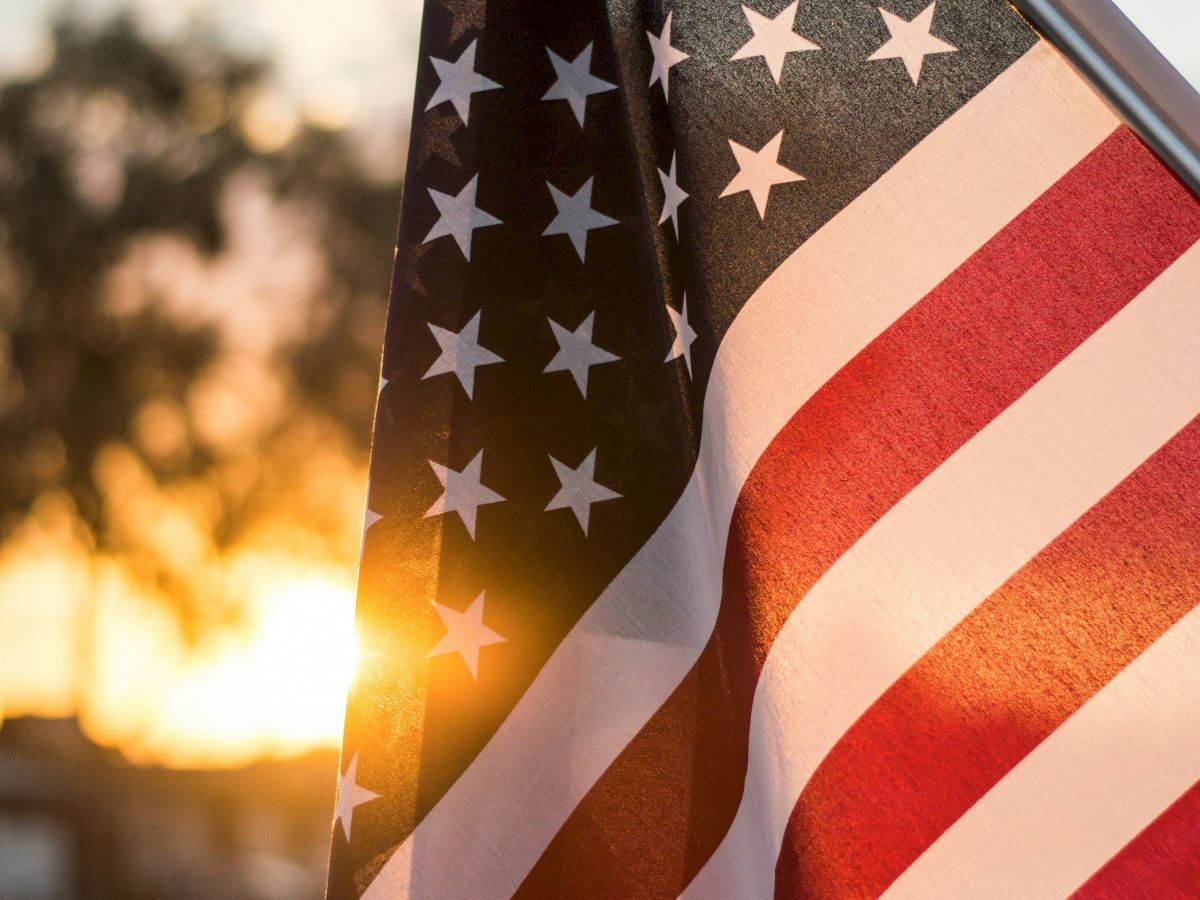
0, 0, 422, 896
0, 0, 1193, 898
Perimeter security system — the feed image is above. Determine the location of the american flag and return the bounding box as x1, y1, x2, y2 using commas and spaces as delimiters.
327, 0, 1200, 896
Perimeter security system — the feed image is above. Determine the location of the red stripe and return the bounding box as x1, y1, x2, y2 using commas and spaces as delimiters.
516, 128, 1200, 899
774, 417, 1200, 898
1072, 779, 1200, 899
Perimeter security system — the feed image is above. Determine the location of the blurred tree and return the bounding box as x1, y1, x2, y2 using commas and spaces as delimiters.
0, 16, 400, 634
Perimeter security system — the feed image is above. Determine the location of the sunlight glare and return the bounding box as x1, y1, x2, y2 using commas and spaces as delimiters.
97, 561, 361, 768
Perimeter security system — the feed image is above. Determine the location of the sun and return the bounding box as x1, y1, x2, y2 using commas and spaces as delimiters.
110, 564, 361, 768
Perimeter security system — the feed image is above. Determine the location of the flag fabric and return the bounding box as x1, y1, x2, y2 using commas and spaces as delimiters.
327, 0, 1200, 896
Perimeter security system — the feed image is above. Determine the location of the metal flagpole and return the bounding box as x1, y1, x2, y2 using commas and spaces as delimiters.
1012, 0, 1200, 196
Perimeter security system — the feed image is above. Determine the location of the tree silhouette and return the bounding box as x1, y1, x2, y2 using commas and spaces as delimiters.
0, 16, 400, 633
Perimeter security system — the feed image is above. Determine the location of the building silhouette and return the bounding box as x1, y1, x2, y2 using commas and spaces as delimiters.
0, 717, 337, 899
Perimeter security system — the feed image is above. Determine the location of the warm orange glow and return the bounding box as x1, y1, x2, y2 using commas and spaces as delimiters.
0, 502, 90, 720
89, 563, 360, 768
0, 16, 397, 775
0, 460, 367, 769
239, 88, 300, 153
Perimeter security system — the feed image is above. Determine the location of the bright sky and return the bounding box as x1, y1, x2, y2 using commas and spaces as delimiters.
0, 0, 427, 164
1113, 0, 1200, 88
1, 1, 1196, 120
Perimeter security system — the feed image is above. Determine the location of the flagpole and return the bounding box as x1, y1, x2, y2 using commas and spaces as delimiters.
1012, 0, 1200, 196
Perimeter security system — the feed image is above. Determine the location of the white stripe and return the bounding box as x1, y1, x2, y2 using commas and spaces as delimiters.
885, 601, 1200, 899
365, 41, 1116, 899
683, 243, 1200, 899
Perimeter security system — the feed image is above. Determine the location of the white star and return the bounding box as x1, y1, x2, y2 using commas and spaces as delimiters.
731, 2, 820, 86
657, 152, 689, 238
425, 38, 502, 124
544, 311, 620, 398
546, 449, 621, 535
720, 129, 804, 219
664, 294, 698, 377
542, 177, 618, 262
423, 174, 502, 261
423, 311, 503, 399
647, 11, 689, 101
424, 450, 505, 539
542, 42, 616, 126
334, 753, 379, 842
359, 502, 382, 567
427, 592, 506, 680
868, 3, 957, 84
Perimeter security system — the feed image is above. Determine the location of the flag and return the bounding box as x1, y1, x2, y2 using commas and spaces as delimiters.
327, 0, 1200, 896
